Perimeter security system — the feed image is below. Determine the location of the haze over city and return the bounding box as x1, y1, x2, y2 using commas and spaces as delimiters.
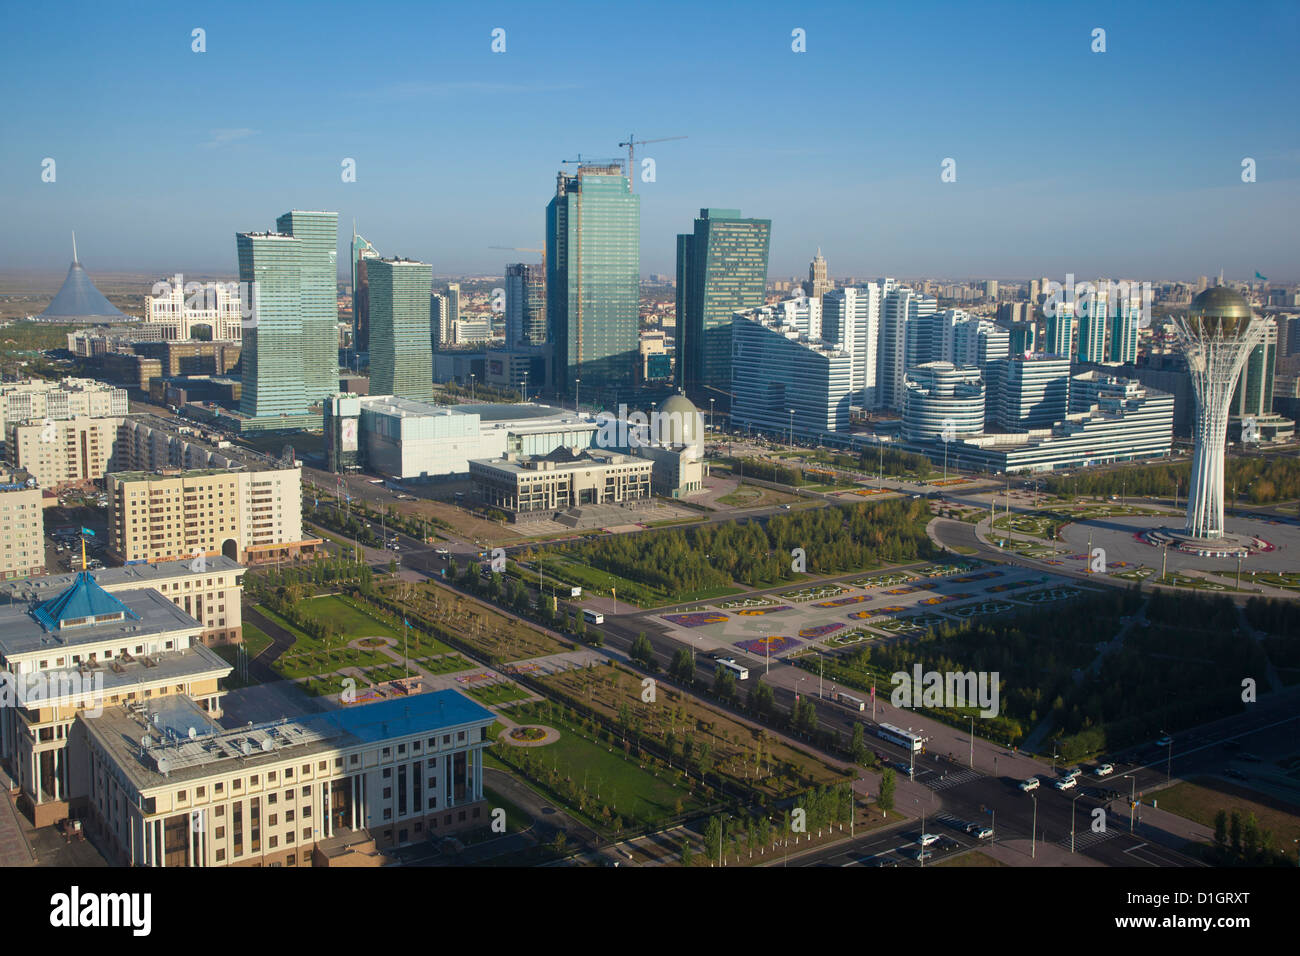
3, 0, 1298, 279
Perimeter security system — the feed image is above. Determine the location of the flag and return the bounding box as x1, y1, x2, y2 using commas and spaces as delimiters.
1256, 271, 1268, 281
404, 618, 410, 628
80, 527, 95, 537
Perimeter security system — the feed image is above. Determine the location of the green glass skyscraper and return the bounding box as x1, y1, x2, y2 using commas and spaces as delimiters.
546, 164, 640, 400
368, 258, 434, 402
676, 208, 771, 398
238, 210, 340, 429
277, 210, 340, 404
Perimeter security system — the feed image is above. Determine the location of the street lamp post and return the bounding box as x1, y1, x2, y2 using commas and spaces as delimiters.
1123, 774, 1136, 833
1070, 792, 1084, 853
520, 371, 528, 403
969, 715, 975, 769
1030, 793, 1038, 859
709, 398, 715, 437
788, 409, 795, 450
469, 373, 475, 402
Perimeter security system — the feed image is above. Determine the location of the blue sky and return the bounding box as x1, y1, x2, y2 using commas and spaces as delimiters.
3, 0, 1298, 281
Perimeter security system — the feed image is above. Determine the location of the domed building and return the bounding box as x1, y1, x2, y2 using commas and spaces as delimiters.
627, 392, 707, 498
655, 393, 704, 456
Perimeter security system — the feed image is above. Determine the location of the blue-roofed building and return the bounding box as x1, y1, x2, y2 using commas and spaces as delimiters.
80, 687, 496, 866
0, 570, 229, 829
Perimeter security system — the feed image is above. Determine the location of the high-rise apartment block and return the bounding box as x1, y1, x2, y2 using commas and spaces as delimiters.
821, 285, 880, 408
0, 378, 127, 434
368, 258, 434, 402
109, 417, 319, 565
5, 415, 121, 490
0, 472, 44, 581
676, 209, 771, 397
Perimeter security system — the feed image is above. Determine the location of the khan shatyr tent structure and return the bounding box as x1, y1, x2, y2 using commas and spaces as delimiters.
37, 233, 128, 320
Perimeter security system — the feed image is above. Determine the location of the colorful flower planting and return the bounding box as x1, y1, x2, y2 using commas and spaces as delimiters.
798, 623, 845, 638
663, 611, 729, 627
735, 635, 802, 655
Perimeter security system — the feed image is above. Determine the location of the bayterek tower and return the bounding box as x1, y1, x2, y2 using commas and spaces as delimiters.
1164, 286, 1263, 555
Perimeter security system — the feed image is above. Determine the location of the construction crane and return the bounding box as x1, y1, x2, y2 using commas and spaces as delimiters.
618, 134, 687, 190
560, 154, 623, 169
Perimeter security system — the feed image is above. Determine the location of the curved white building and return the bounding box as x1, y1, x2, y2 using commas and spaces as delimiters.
902, 362, 984, 442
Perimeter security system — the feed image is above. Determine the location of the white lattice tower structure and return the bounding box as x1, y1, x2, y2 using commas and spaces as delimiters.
1172, 288, 1262, 539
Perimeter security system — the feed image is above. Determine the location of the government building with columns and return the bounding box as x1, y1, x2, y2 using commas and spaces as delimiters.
84, 689, 494, 867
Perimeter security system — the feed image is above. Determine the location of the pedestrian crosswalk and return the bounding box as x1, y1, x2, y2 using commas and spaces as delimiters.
925, 769, 983, 791
1058, 827, 1119, 851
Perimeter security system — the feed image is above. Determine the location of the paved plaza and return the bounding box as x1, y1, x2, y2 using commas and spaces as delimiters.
647, 563, 1096, 668
1056, 511, 1300, 577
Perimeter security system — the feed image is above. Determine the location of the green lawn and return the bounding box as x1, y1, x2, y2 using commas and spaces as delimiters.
531, 728, 699, 826
240, 622, 274, 657
301, 594, 403, 640
482, 785, 535, 833
465, 682, 532, 706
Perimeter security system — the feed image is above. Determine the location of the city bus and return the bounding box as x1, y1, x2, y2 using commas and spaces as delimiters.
582, 609, 604, 625
716, 659, 749, 681
834, 691, 866, 712
876, 722, 923, 752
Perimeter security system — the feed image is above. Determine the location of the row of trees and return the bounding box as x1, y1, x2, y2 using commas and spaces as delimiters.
692, 783, 857, 865
244, 556, 373, 603
1211, 810, 1296, 866
554, 498, 937, 597
1042, 457, 1300, 504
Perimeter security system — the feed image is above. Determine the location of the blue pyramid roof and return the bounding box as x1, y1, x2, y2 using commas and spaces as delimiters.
33, 571, 139, 631
38, 259, 127, 319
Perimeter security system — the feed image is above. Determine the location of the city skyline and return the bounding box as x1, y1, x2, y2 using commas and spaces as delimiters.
3, 1, 1297, 280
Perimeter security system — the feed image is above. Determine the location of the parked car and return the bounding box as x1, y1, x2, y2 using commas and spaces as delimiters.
1019, 777, 1040, 792
971, 826, 994, 840
1093, 763, 1115, 777
1054, 776, 1078, 791
917, 833, 939, 847
912, 848, 933, 862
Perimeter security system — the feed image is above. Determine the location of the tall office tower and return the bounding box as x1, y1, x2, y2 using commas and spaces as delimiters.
546, 164, 640, 399
948, 317, 1010, 367
1230, 316, 1277, 418
821, 285, 880, 407
238, 231, 308, 424
902, 363, 986, 442
1028, 279, 1040, 305
276, 211, 339, 405
984, 279, 998, 301
1197, 275, 1209, 293
985, 354, 1071, 430
368, 258, 434, 402
446, 283, 461, 329
804, 249, 831, 301
731, 308, 852, 436
1044, 301, 1075, 359
1076, 290, 1108, 363
676, 208, 771, 397
430, 293, 449, 349
505, 263, 547, 346
1109, 292, 1141, 364
351, 227, 379, 355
